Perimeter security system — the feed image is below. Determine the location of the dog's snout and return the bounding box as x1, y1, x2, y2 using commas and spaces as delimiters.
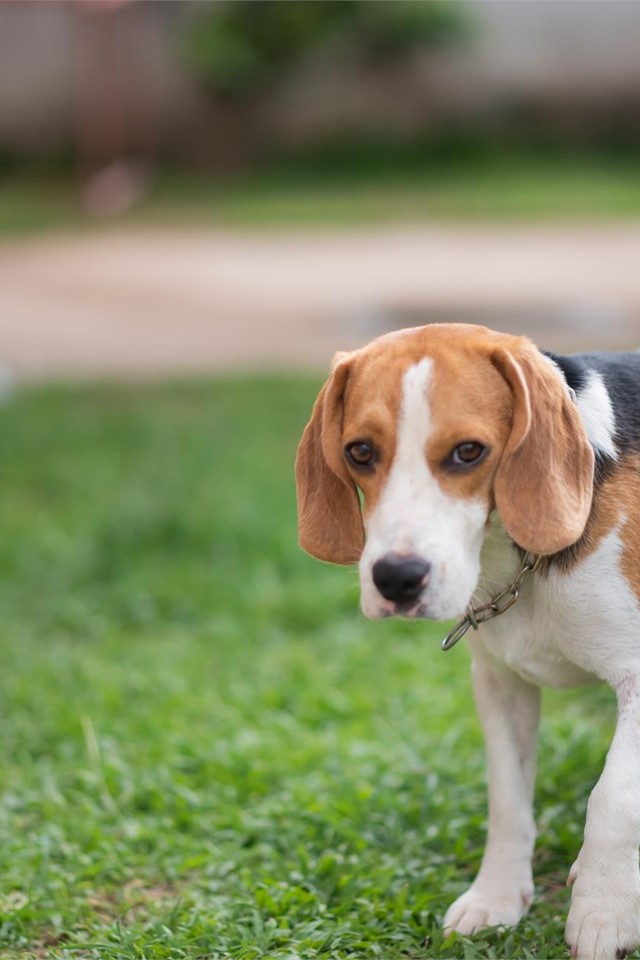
372, 554, 431, 605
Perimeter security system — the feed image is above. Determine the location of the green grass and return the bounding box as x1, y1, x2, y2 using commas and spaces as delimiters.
2, 152, 640, 236
147, 155, 640, 226
0, 177, 78, 237
0, 375, 619, 958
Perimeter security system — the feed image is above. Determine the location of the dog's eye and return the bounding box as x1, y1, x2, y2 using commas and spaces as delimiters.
451, 442, 487, 466
345, 441, 374, 468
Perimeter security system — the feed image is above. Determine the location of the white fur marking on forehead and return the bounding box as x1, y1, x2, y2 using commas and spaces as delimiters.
398, 357, 433, 451
575, 371, 618, 461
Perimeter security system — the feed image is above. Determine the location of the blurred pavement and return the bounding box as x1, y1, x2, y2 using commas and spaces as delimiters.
1, 223, 640, 381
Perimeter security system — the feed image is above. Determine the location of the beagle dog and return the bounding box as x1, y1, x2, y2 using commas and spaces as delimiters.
295, 323, 640, 960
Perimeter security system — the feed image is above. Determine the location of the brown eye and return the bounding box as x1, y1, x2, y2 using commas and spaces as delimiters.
345, 441, 374, 468
451, 442, 487, 467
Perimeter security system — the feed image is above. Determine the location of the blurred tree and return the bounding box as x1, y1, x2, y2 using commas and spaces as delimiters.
182, 0, 467, 171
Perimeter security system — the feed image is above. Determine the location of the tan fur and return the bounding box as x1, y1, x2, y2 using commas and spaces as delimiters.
491, 342, 594, 555
295, 356, 364, 564
296, 323, 595, 564
554, 455, 640, 597
619, 468, 640, 599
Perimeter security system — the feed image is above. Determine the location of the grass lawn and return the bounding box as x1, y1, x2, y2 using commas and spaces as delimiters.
148, 155, 640, 227
0, 375, 617, 959
2, 153, 640, 235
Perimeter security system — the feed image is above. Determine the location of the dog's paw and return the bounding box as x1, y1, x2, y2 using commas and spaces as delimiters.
443, 882, 533, 936
566, 873, 640, 960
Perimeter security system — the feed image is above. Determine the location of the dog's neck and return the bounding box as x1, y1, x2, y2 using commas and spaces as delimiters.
477, 512, 523, 606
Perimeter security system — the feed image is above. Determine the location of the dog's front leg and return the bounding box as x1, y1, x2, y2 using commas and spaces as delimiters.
565, 675, 640, 960
444, 640, 540, 936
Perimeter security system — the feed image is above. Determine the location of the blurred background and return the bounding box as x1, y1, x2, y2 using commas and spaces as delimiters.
0, 4, 639, 956
2, 0, 640, 379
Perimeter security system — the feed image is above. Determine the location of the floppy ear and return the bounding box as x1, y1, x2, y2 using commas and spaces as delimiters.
295, 357, 365, 564
492, 344, 594, 555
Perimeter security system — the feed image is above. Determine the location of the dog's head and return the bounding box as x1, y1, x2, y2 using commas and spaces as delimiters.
295, 324, 594, 620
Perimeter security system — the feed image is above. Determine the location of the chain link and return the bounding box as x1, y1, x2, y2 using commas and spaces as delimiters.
441, 554, 541, 651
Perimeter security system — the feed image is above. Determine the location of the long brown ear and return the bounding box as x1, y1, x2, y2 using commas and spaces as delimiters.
492, 344, 594, 555
295, 357, 364, 564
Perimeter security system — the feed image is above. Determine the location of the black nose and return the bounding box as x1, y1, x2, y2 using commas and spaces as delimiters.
372, 554, 431, 605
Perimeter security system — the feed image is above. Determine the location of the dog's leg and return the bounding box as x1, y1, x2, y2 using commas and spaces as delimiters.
565, 675, 640, 960
444, 641, 540, 935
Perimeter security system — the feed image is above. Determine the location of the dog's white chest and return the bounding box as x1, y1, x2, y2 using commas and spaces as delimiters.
474, 521, 640, 688
474, 580, 597, 688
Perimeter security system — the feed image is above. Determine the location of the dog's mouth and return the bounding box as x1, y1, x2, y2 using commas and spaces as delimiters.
391, 600, 429, 619
367, 596, 432, 620
362, 581, 472, 623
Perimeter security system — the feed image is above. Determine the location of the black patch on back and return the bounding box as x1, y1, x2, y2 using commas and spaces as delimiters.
542, 350, 590, 394
580, 351, 640, 454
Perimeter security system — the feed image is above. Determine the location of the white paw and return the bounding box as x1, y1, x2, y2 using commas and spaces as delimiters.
566, 869, 640, 960
443, 881, 533, 936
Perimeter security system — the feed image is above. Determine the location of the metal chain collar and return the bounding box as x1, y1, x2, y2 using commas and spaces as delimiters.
441, 553, 542, 651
